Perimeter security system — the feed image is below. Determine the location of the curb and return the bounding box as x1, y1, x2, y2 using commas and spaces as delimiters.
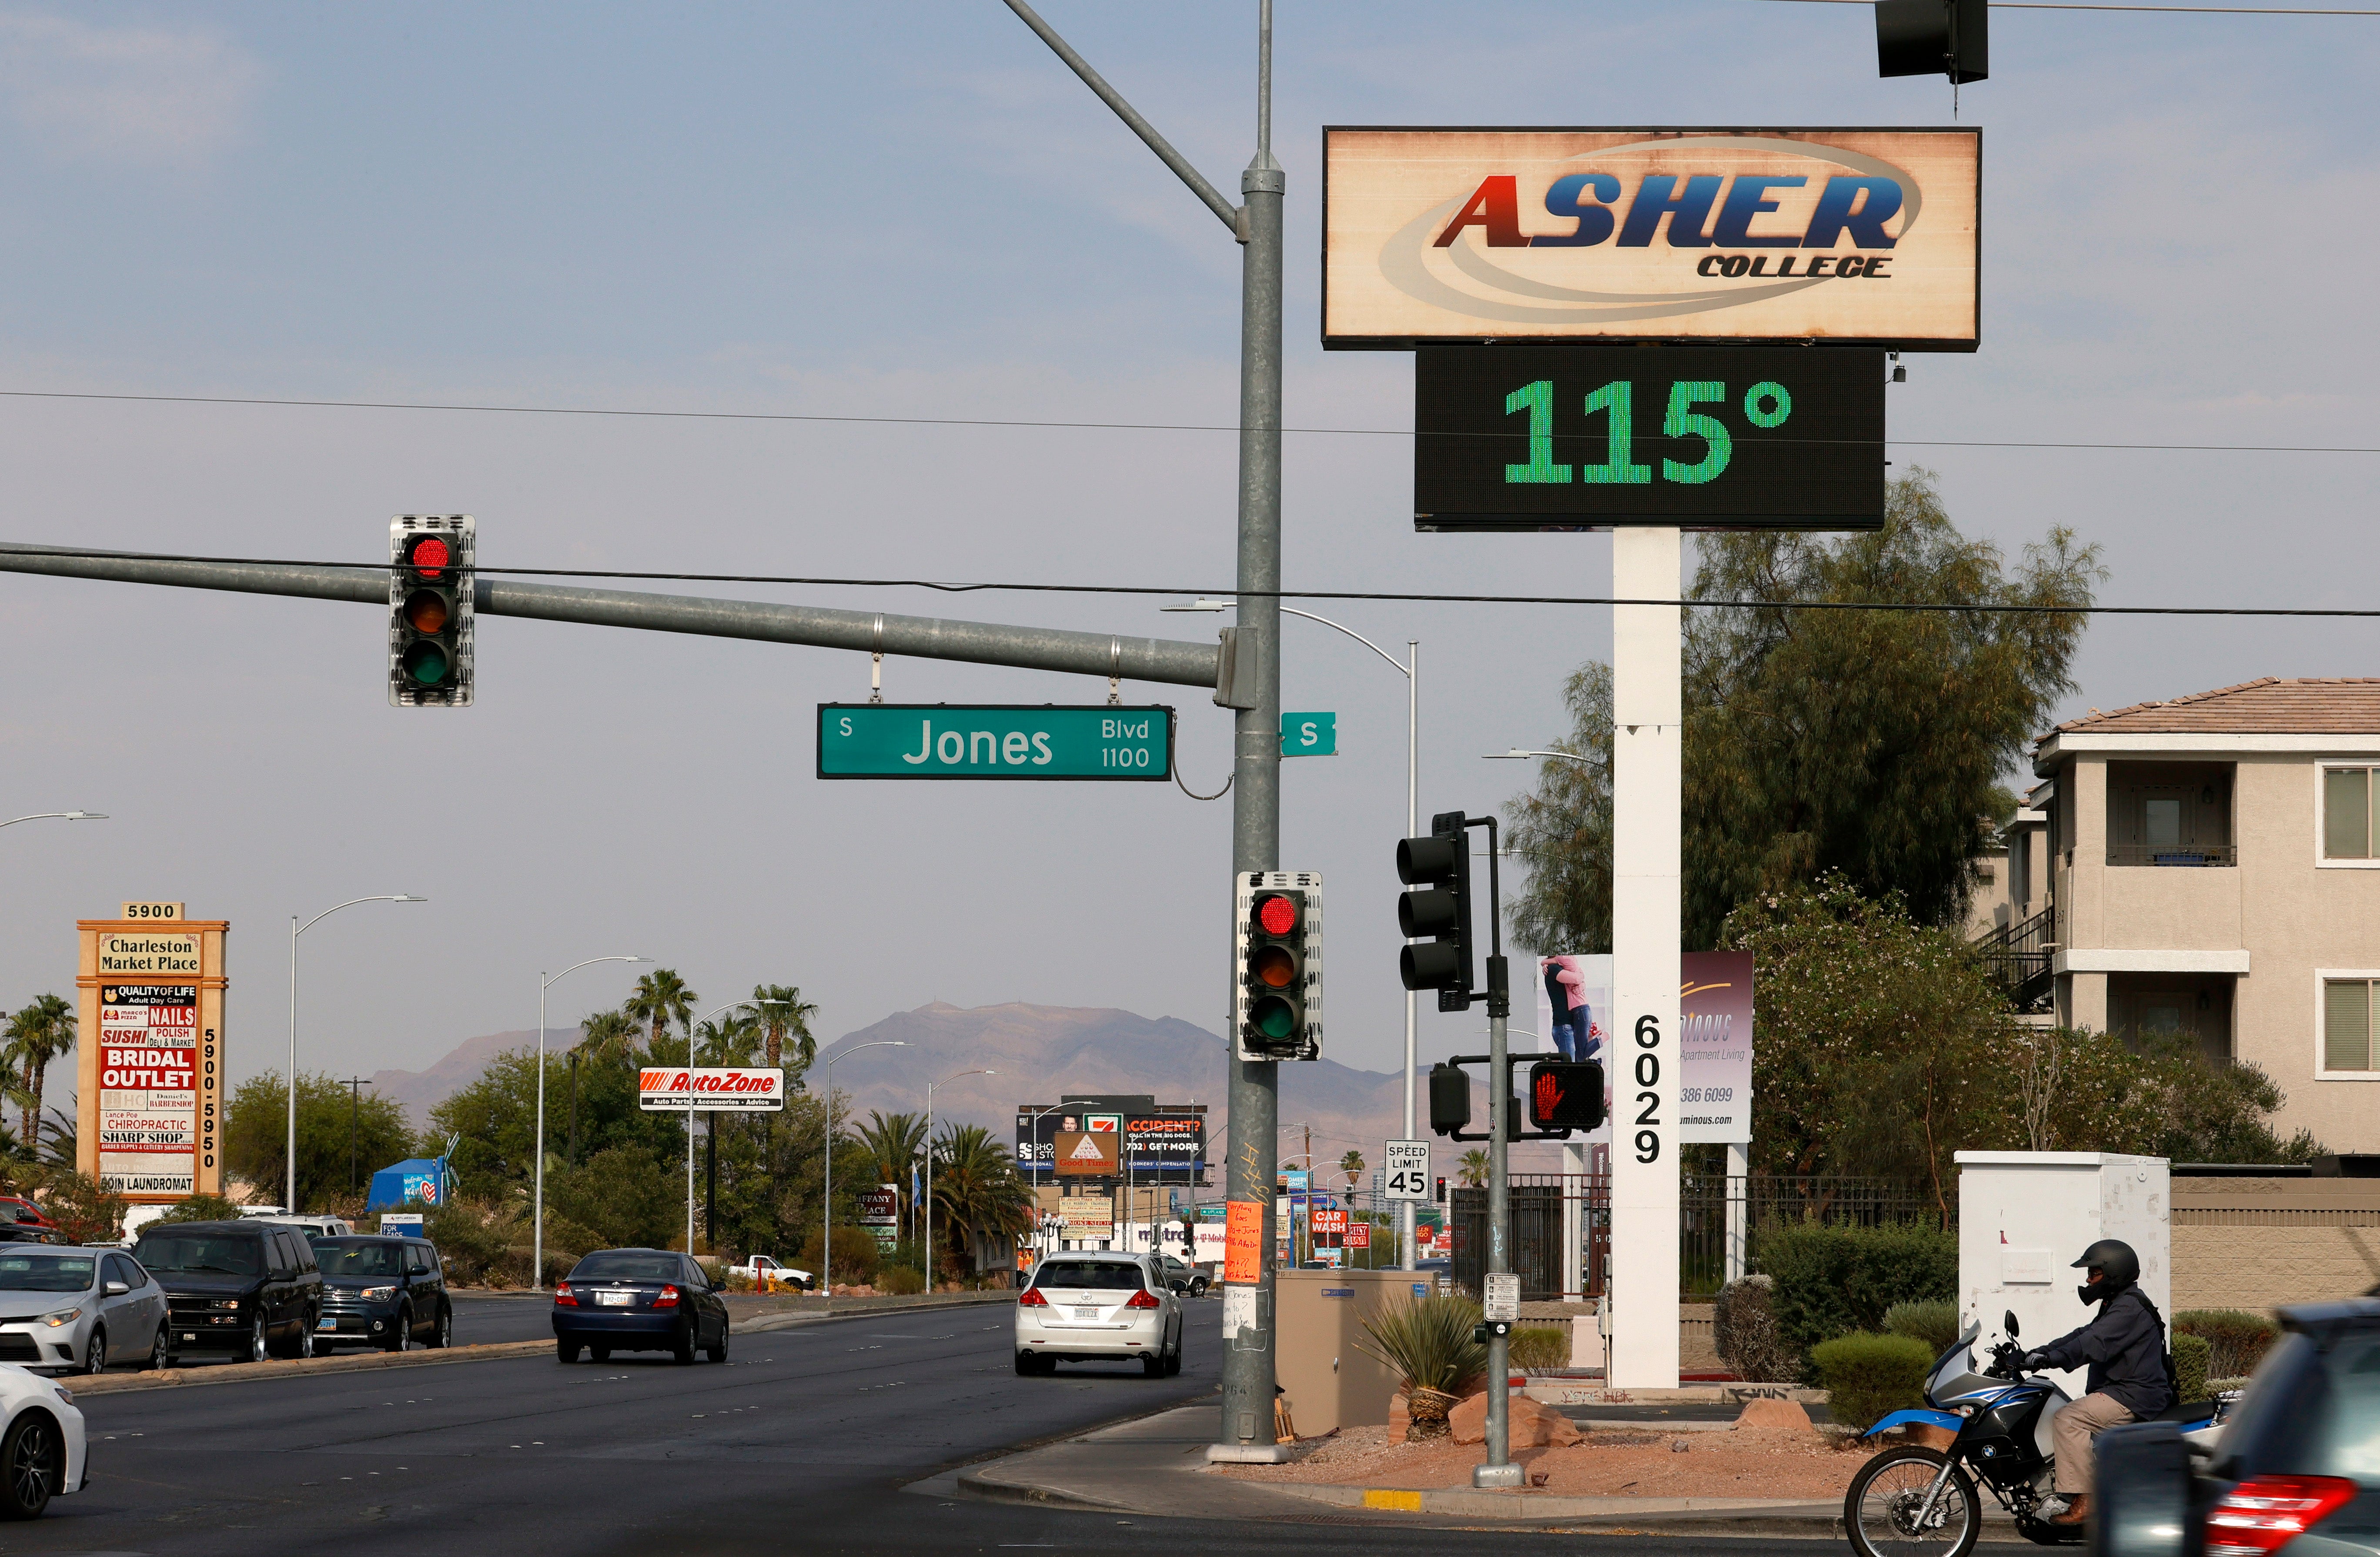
1255, 1480, 2033, 1540
70, 1339, 553, 1395
956, 1467, 1142, 1514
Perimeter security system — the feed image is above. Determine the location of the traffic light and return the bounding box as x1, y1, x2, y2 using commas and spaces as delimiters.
1397, 810, 1474, 1011
1527, 1059, 1607, 1133
1428, 1062, 1471, 1137
1234, 871, 1322, 1061
1876, 0, 1986, 83
1433, 1176, 1447, 1204
388, 515, 475, 708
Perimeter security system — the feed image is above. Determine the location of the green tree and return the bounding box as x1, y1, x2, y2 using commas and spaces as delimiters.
3, 995, 74, 1156
856, 1110, 926, 1230
623, 969, 697, 1059
430, 1046, 684, 1199
1339, 1149, 1366, 1192
1456, 1149, 1490, 1189
569, 1009, 641, 1164
225, 1071, 416, 1212
1505, 472, 2104, 951
31, 1169, 124, 1244
927, 1123, 1032, 1279
751, 984, 820, 1084
148, 1192, 247, 1225
547, 1145, 684, 1251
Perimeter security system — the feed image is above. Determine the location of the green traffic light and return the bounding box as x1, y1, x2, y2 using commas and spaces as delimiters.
1249, 995, 1297, 1040
401, 641, 451, 686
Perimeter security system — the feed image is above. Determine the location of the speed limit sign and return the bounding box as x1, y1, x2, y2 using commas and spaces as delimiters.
1383, 1139, 1430, 1200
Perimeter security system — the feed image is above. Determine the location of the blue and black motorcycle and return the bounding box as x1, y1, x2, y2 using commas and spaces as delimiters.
1844, 1310, 2216, 1557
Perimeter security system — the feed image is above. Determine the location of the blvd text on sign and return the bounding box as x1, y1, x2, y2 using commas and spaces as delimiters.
816, 704, 1175, 781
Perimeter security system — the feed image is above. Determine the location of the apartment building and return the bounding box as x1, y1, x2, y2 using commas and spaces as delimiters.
2016, 678, 2380, 1153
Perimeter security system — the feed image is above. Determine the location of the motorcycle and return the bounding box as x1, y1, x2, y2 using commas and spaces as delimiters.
1843, 1310, 2217, 1557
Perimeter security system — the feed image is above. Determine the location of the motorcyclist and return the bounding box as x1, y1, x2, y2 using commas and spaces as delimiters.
2021, 1238, 2174, 1526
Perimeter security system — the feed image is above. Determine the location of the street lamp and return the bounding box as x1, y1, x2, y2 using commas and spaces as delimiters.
923, 1067, 994, 1290
810, 1039, 906, 1293
535, 955, 648, 1286
1484, 748, 1592, 765
1020, 1102, 1063, 1254
678, 999, 787, 1260
287, 895, 425, 1213
1168, 597, 1422, 1271
0, 811, 106, 829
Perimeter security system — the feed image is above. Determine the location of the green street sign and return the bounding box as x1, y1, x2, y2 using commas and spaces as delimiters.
817, 704, 1174, 781
1281, 711, 1337, 757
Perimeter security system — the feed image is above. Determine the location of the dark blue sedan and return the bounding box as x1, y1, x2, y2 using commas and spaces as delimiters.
552, 1249, 729, 1366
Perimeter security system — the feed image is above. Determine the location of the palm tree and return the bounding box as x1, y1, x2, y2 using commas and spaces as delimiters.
3, 996, 74, 1157
1457, 1148, 1491, 1189
1340, 1149, 1366, 1192
693, 1009, 763, 1066
927, 1123, 1033, 1279
622, 969, 697, 1059
856, 1111, 927, 1236
750, 984, 819, 1085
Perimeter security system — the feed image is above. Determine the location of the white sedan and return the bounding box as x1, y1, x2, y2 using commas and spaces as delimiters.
0, 1365, 86, 1518
1013, 1254, 1183, 1377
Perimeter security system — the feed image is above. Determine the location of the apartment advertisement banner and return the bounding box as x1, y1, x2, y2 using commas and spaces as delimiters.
1323, 127, 1979, 348
97, 984, 199, 1197
1535, 950, 1754, 1144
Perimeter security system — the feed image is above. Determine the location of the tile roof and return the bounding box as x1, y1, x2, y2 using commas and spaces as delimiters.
2044, 678, 2380, 741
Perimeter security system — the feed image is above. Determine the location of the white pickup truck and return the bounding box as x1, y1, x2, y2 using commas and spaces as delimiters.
729, 1254, 813, 1291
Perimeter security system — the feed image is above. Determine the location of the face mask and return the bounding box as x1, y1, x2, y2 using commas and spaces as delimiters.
2078, 1283, 2098, 1303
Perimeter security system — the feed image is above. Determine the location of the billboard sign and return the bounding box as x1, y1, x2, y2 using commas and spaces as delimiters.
637, 1068, 786, 1111
1052, 1130, 1119, 1176
1060, 1196, 1113, 1240
857, 1185, 899, 1249
1016, 1105, 1206, 1182
1535, 949, 1755, 1144
1324, 127, 1979, 350
97, 983, 199, 1198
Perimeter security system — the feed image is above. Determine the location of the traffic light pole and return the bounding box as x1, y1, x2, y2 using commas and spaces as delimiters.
1474, 820, 1521, 1489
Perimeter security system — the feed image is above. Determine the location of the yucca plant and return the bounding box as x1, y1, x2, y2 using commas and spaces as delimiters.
1356, 1292, 1488, 1440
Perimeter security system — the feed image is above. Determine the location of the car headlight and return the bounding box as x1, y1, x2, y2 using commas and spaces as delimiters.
40, 1308, 80, 1329
360, 1286, 396, 1302
51, 1384, 71, 1404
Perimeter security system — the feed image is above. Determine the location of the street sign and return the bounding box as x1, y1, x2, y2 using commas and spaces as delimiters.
1483, 1272, 1521, 1323
1281, 711, 1337, 756
1415, 345, 1885, 531
817, 704, 1174, 780
1383, 1139, 1431, 1199
636, 1068, 786, 1111
1346, 1222, 1371, 1249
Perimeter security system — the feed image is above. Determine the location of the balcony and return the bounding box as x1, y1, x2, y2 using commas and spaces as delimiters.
2106, 843, 2236, 868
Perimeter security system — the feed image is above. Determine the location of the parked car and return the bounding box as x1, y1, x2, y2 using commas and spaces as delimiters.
727, 1254, 811, 1292
0, 1365, 87, 1518
0, 1248, 167, 1376
1158, 1256, 1209, 1297
240, 1213, 354, 1241
0, 1199, 54, 1232
1014, 1253, 1183, 1377
311, 1236, 451, 1352
129, 1220, 324, 1364
552, 1249, 729, 1365
2096, 1297, 2380, 1557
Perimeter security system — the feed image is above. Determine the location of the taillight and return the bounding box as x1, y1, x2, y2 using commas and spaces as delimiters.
1125, 1290, 1162, 1310
553, 1282, 577, 1307
1017, 1287, 1048, 1307
2208, 1475, 2358, 1557
655, 1284, 681, 1308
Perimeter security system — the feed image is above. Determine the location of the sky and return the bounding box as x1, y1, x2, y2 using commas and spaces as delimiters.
0, 1, 2373, 1103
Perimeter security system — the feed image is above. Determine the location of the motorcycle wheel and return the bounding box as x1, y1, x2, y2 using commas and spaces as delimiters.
1845, 1445, 1982, 1557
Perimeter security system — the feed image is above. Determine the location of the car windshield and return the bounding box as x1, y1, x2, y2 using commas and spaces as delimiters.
0, 1254, 94, 1292
314, 1241, 403, 1277
132, 1232, 262, 1276
570, 1253, 681, 1283
1033, 1261, 1147, 1292
2226, 1330, 2380, 1482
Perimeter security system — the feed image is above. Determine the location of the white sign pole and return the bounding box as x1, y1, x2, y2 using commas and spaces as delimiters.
1609, 526, 1682, 1390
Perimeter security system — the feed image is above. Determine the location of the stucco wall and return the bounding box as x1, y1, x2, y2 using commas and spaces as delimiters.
2173, 1223, 2380, 1313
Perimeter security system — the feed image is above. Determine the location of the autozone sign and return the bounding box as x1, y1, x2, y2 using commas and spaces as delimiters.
637, 1068, 786, 1111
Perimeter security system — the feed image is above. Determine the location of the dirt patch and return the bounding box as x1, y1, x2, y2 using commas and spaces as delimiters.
1209, 1422, 1865, 1501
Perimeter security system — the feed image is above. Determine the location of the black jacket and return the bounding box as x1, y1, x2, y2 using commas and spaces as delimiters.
2036, 1285, 2173, 1417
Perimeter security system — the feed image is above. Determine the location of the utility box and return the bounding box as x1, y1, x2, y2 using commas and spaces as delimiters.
1274, 1268, 1435, 1437
1956, 1152, 2170, 1405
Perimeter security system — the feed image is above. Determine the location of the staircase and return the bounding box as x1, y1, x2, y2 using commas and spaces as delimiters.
1973, 906, 2056, 1012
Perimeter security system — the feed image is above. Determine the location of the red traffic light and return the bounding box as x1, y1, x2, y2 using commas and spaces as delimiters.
405, 535, 451, 578
1255, 893, 1299, 936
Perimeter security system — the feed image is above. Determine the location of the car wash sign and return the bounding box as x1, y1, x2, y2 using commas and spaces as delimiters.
1323, 127, 1978, 349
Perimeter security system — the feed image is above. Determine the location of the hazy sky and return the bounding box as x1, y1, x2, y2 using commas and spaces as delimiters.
1, 3, 2372, 1101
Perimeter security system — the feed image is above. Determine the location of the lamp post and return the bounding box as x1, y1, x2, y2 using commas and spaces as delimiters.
1021, 1102, 1063, 1254
287, 895, 425, 1213
923, 1068, 994, 1289
812, 1039, 906, 1292
0, 811, 106, 830
1484, 748, 1591, 765
679, 999, 786, 1259
536, 955, 648, 1287
1170, 598, 1419, 1269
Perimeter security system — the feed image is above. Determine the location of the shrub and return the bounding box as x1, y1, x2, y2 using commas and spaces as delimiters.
32, 1171, 126, 1246
1884, 1300, 1963, 1356
1761, 1222, 1959, 1367
1810, 1331, 1935, 1435
1715, 1274, 1792, 1383
1509, 1325, 1569, 1373
148, 1193, 247, 1226
876, 1263, 926, 1296
794, 1227, 883, 1286
2173, 1332, 2210, 1404
2175, 1310, 2280, 1380
1354, 1291, 1487, 1397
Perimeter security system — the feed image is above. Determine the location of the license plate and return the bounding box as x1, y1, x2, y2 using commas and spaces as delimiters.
318, 1317, 336, 1329
1073, 1307, 1099, 1320
595, 1291, 633, 1307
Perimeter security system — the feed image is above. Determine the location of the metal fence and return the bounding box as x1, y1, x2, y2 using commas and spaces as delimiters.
1453, 1174, 1946, 1302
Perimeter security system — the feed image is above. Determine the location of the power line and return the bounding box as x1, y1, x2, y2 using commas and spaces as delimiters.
0, 387, 2370, 458
1756, 0, 2379, 11
1, 544, 2374, 618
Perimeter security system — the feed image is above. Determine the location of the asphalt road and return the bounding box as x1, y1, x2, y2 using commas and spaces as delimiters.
23, 1296, 1840, 1557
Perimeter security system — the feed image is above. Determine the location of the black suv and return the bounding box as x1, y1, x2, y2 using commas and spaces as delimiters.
129, 1220, 324, 1364
312, 1236, 450, 1351
2099, 1298, 2380, 1557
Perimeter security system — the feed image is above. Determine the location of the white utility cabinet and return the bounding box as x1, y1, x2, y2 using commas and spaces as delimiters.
1955, 1151, 2171, 1405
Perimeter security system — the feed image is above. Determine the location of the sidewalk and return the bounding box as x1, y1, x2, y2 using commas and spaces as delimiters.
949, 1403, 2032, 1538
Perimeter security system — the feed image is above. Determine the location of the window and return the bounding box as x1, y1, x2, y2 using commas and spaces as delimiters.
2325, 979, 2380, 1072
106, 1255, 140, 1288
405, 1244, 432, 1276
2326, 768, 2380, 860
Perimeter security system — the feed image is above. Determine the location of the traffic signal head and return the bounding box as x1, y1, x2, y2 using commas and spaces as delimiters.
1397, 810, 1474, 1011
1427, 1062, 1471, 1137
1876, 0, 1986, 83
1235, 871, 1322, 1061
388, 515, 475, 707
1526, 1059, 1606, 1133
1434, 1176, 1447, 1203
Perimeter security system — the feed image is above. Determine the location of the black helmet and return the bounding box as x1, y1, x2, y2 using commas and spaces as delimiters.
2072, 1238, 2140, 1302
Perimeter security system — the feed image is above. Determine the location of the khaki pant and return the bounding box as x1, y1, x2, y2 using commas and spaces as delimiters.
2052, 1392, 2137, 1494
